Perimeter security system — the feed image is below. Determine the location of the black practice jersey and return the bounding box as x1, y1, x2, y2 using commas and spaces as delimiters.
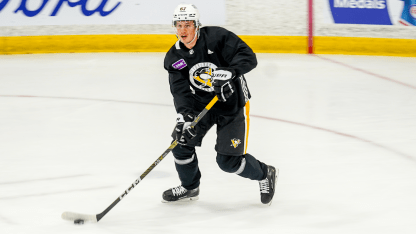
164, 26, 257, 115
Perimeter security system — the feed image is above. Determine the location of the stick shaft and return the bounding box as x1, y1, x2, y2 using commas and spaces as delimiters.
95, 96, 218, 222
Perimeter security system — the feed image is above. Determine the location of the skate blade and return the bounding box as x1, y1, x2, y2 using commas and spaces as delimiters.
161, 196, 199, 203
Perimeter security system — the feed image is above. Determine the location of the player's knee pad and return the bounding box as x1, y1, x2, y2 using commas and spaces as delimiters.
172, 144, 196, 165
216, 153, 246, 174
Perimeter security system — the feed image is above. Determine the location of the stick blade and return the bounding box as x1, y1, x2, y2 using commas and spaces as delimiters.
61, 211, 98, 223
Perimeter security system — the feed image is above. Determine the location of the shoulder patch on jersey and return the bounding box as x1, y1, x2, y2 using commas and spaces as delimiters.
172, 59, 187, 70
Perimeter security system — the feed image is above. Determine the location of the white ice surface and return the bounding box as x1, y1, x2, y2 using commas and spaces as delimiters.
1, 53, 416, 234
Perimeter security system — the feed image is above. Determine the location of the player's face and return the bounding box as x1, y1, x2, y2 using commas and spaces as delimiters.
175, 21, 197, 47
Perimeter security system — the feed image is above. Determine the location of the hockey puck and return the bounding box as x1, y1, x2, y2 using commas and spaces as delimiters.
74, 219, 84, 225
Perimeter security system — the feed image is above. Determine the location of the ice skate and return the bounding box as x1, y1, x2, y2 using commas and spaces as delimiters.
162, 185, 199, 203
259, 165, 278, 205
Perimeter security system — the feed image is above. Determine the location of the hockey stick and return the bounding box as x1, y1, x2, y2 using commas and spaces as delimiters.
61, 96, 218, 223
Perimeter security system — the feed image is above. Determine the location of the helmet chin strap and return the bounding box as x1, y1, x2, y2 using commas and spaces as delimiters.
185, 27, 199, 45
174, 21, 200, 45
174, 22, 199, 46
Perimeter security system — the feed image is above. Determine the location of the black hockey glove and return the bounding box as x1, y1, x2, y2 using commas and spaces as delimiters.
211, 67, 236, 102
172, 113, 197, 145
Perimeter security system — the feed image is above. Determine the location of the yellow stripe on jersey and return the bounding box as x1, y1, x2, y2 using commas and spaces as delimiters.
244, 101, 250, 154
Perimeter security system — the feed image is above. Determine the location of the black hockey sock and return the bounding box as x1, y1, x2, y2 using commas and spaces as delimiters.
172, 145, 201, 190
237, 153, 268, 180
216, 153, 268, 181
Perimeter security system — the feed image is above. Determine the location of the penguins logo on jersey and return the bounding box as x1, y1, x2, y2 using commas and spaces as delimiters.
231, 138, 241, 148
189, 62, 217, 92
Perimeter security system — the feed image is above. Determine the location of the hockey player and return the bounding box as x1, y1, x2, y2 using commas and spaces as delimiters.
163, 3, 278, 205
